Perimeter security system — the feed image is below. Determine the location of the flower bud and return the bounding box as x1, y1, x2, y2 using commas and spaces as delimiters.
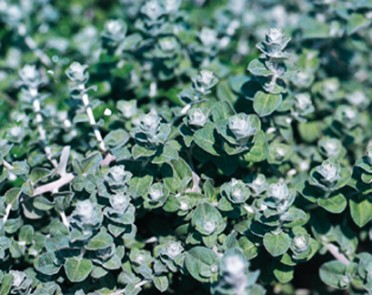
19, 65, 41, 89
193, 70, 218, 95
199, 27, 218, 47
74, 200, 95, 224
269, 182, 289, 200
117, 100, 137, 118
266, 28, 285, 44
110, 193, 130, 213
292, 234, 309, 253
66, 62, 88, 84
188, 108, 208, 127
102, 20, 126, 45
141, 0, 164, 21
221, 178, 250, 204
319, 137, 342, 157
228, 114, 257, 142
247, 173, 268, 195
162, 0, 182, 13
139, 112, 161, 135
319, 160, 340, 183
148, 183, 164, 202
203, 220, 216, 235
165, 241, 183, 258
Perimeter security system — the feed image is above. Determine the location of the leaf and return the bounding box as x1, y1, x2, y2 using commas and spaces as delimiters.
247, 59, 272, 77
64, 257, 93, 282
346, 13, 370, 35
298, 121, 322, 143
29, 167, 52, 183
11, 160, 29, 175
185, 246, 218, 283
0, 274, 13, 295
349, 193, 372, 227
243, 131, 268, 163
152, 140, 180, 164
153, 275, 169, 292
211, 101, 235, 122
253, 91, 282, 117
73, 152, 102, 175
85, 230, 113, 250
317, 193, 347, 214
128, 175, 153, 199
263, 231, 291, 257
319, 260, 349, 289
193, 122, 220, 156
131, 144, 157, 159
34, 252, 62, 275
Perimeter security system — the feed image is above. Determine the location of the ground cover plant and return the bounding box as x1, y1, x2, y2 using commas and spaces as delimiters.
0, 0, 371, 294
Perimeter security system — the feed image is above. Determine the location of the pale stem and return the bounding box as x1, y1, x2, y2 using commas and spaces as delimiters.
59, 211, 70, 228
32, 154, 115, 197
2, 160, 14, 170
79, 84, 107, 153
31, 89, 58, 168
2, 204, 12, 224
326, 243, 350, 265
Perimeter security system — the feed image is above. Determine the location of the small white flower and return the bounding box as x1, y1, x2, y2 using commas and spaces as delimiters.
159, 37, 177, 52
347, 90, 366, 106
188, 108, 208, 127
179, 201, 189, 211
266, 28, 284, 44
162, 0, 181, 13
199, 27, 218, 47
109, 165, 128, 183
104, 20, 125, 39
203, 220, 216, 235
343, 107, 357, 120
110, 193, 130, 212
319, 160, 339, 182
323, 138, 340, 156
198, 69, 215, 86
66, 62, 88, 84
324, 79, 339, 93
140, 112, 160, 135
149, 184, 164, 202
293, 235, 308, 252
75, 200, 95, 224
228, 114, 256, 141
224, 254, 246, 277
118, 100, 137, 118
269, 182, 289, 200
141, 0, 164, 20
166, 242, 183, 258
295, 93, 312, 111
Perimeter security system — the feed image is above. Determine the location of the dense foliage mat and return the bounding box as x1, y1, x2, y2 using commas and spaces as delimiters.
0, 0, 371, 294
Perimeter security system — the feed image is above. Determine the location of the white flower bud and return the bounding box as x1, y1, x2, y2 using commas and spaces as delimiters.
347, 90, 366, 106
118, 100, 137, 118
179, 201, 189, 211
109, 165, 129, 183
166, 242, 183, 258
103, 20, 126, 42
140, 112, 160, 135
293, 235, 309, 252
319, 160, 339, 182
295, 93, 312, 111
322, 138, 340, 157
75, 200, 95, 224
66, 62, 88, 84
141, 0, 164, 20
203, 220, 216, 235
110, 193, 130, 212
269, 182, 289, 200
266, 28, 284, 44
162, 0, 181, 13
149, 184, 164, 202
188, 108, 208, 127
228, 114, 256, 141
159, 37, 177, 52
224, 254, 246, 277
199, 27, 218, 47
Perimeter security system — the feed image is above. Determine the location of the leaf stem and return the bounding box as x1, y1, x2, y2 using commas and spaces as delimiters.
325, 243, 350, 265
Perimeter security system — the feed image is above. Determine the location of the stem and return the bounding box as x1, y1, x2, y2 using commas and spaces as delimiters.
32, 154, 115, 197
325, 243, 350, 265
59, 211, 70, 228
31, 88, 59, 168
0, 92, 16, 107
2, 204, 12, 224
79, 84, 107, 153
32, 172, 75, 196
2, 160, 14, 170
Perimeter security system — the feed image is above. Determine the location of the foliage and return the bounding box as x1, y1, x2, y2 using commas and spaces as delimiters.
0, 0, 371, 294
